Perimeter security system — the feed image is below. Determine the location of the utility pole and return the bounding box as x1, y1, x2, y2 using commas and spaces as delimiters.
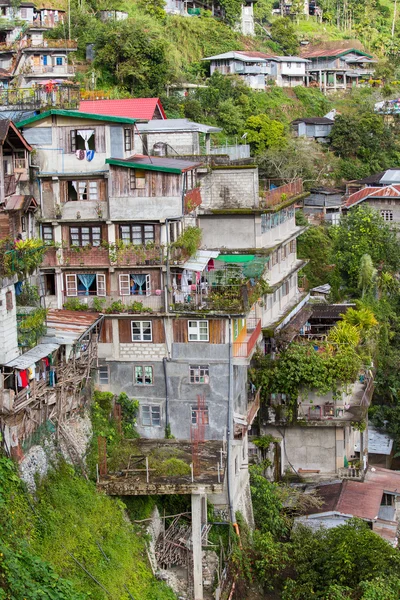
68, 0, 71, 40
392, 0, 397, 38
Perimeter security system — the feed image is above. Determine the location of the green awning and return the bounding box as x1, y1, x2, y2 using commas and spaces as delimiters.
218, 254, 255, 263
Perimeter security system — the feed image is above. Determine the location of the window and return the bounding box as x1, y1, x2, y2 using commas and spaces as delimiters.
119, 274, 151, 296
5, 290, 13, 311
287, 62, 292, 68
70, 226, 101, 247
20, 7, 27, 17
381, 210, 393, 222
65, 273, 106, 297
189, 365, 209, 384
142, 405, 161, 426
131, 320, 152, 342
42, 225, 53, 245
98, 365, 109, 384
42, 55, 48, 66
70, 129, 95, 153
42, 273, 56, 296
134, 365, 153, 385
56, 56, 63, 66
119, 224, 154, 245
188, 320, 209, 342
68, 180, 98, 201
290, 240, 296, 254
130, 169, 146, 190
191, 406, 209, 425
124, 128, 132, 152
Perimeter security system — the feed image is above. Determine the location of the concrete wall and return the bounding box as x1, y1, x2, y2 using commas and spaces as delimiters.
200, 167, 259, 210
199, 214, 256, 249
109, 195, 182, 221
262, 272, 299, 328
144, 131, 200, 156
366, 199, 400, 223
0, 276, 19, 365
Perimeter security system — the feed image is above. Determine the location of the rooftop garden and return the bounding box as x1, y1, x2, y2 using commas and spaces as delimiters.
250, 307, 378, 423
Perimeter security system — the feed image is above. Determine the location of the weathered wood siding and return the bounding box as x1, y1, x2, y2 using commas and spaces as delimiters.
173, 319, 225, 344
118, 318, 165, 343
110, 165, 182, 198
56, 126, 106, 154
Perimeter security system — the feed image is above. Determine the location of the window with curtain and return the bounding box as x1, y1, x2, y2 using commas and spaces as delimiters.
70, 129, 96, 153
65, 273, 106, 296
131, 321, 152, 342
68, 180, 98, 201
119, 224, 154, 245
70, 226, 101, 247
119, 274, 151, 296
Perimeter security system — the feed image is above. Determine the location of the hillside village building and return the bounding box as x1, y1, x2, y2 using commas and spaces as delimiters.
203, 50, 310, 89
301, 47, 376, 92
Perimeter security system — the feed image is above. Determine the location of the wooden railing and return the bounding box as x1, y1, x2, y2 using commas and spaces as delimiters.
247, 388, 261, 426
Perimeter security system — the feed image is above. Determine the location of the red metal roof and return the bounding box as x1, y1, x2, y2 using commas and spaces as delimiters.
301, 47, 372, 59
345, 184, 400, 208
79, 98, 167, 121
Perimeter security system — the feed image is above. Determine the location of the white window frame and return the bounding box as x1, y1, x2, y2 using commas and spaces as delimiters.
65, 273, 106, 297
189, 365, 210, 384
131, 320, 152, 342
142, 405, 161, 427
188, 320, 209, 342
98, 365, 109, 384
119, 274, 151, 296
134, 365, 154, 385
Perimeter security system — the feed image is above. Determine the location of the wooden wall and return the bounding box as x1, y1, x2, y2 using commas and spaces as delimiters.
172, 319, 225, 344
118, 318, 165, 343
56, 126, 106, 154
110, 165, 181, 198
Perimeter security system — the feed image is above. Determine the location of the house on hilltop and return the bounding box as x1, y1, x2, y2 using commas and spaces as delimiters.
301, 47, 376, 92
344, 184, 400, 224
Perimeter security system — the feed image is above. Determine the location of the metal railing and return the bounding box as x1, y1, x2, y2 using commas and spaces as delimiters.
0, 85, 80, 110
261, 179, 303, 207
233, 319, 261, 358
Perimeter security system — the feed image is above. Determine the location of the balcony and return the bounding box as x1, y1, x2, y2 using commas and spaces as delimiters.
0, 85, 80, 111
115, 245, 164, 267
26, 64, 75, 76
247, 387, 261, 426
261, 179, 303, 208
62, 247, 110, 267
233, 318, 262, 358
22, 39, 78, 50
64, 292, 165, 314
4, 174, 16, 196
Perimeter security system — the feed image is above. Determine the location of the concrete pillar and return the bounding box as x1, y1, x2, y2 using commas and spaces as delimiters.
205, 133, 211, 155
319, 70, 322, 91
336, 427, 344, 471
333, 72, 336, 91
343, 72, 347, 89
323, 72, 327, 94
191, 490, 205, 600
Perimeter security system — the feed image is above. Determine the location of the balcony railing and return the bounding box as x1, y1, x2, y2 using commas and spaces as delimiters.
0, 85, 80, 110
233, 319, 261, 358
247, 387, 261, 426
261, 179, 303, 208
22, 39, 78, 49
338, 466, 364, 481
14, 158, 26, 170
27, 64, 75, 75
115, 245, 164, 266
63, 292, 164, 313
62, 247, 110, 267
171, 283, 247, 313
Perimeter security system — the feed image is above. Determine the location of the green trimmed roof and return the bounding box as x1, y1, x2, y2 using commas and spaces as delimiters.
106, 156, 201, 174
16, 109, 137, 128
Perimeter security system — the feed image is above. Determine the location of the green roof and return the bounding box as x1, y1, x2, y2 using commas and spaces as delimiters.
217, 254, 269, 278
106, 156, 201, 174
16, 109, 137, 128
218, 254, 255, 263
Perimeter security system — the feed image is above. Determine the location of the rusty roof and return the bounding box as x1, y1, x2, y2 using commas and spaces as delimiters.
42, 309, 102, 345
301, 47, 372, 59
345, 184, 400, 208
5, 195, 38, 212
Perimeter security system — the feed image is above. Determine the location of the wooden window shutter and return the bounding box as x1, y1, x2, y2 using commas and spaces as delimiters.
65, 274, 77, 296
5, 290, 13, 311
99, 179, 107, 201
119, 274, 130, 296
96, 274, 106, 297
173, 319, 188, 343
145, 274, 151, 296
209, 319, 225, 344
118, 319, 132, 343
99, 318, 113, 343
152, 319, 165, 343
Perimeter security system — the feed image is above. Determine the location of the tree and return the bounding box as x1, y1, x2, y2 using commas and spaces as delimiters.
244, 114, 286, 154
358, 253, 377, 297
270, 18, 299, 55
331, 205, 400, 296
297, 224, 334, 289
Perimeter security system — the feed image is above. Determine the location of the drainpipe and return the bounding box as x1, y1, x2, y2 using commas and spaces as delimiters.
163, 357, 169, 431
227, 315, 235, 524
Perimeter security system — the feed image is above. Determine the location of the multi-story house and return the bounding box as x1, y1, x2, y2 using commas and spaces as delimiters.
0, 1, 76, 89
202, 50, 310, 89
302, 46, 376, 92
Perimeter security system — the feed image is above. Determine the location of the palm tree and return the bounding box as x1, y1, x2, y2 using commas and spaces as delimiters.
358, 254, 377, 298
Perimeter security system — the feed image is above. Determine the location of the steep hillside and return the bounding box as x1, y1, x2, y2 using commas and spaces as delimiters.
0, 455, 175, 600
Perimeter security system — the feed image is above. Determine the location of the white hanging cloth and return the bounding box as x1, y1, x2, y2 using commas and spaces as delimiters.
77, 129, 94, 151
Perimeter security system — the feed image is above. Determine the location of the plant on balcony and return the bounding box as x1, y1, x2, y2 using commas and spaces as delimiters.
63, 298, 90, 311
95, 202, 103, 219
93, 297, 106, 312
16, 282, 40, 307
1, 238, 46, 278
171, 226, 202, 258
55, 204, 62, 218
105, 299, 125, 314
126, 301, 153, 314
18, 308, 47, 349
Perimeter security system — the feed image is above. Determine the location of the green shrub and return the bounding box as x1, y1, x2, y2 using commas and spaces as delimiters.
155, 458, 191, 476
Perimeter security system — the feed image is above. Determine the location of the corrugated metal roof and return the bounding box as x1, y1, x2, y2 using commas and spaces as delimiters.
42, 309, 101, 345
106, 155, 202, 174
292, 117, 334, 125
16, 109, 137, 128
137, 119, 221, 134
183, 250, 220, 271
354, 426, 394, 456
301, 47, 372, 59
379, 170, 400, 184
5, 195, 38, 212
5, 343, 59, 369
79, 98, 167, 121
346, 184, 400, 208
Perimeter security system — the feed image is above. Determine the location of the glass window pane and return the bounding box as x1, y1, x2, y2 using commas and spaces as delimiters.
151, 406, 160, 426
142, 322, 152, 341
144, 366, 153, 384
135, 366, 143, 384
142, 406, 151, 426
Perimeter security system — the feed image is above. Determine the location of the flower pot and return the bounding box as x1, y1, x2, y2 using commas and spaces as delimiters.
191, 284, 197, 291
155, 289, 162, 296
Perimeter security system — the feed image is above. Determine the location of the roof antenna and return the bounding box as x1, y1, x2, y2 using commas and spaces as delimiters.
134, 123, 153, 164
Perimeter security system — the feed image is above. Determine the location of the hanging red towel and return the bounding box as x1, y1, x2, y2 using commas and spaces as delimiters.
207, 259, 215, 271
19, 370, 29, 387
43, 357, 49, 367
